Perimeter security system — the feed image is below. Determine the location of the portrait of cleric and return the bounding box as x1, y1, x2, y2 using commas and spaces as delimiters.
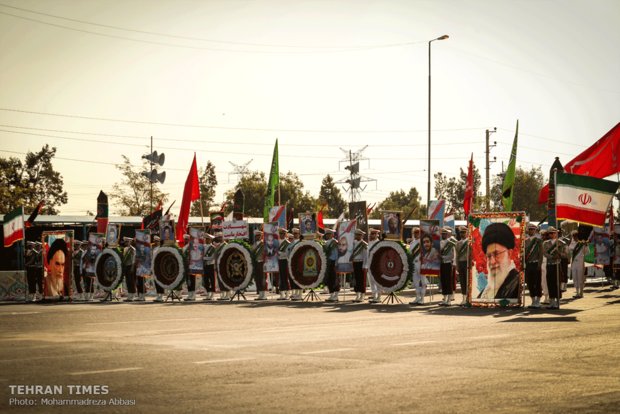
382, 211, 401, 239
475, 221, 521, 301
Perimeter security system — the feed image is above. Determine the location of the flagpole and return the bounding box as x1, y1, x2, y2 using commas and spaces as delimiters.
553, 168, 561, 310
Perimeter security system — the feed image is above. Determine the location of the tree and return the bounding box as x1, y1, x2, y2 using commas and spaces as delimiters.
317, 174, 346, 218
280, 172, 316, 214
370, 188, 422, 219
490, 166, 546, 220
0, 145, 68, 214
434, 164, 482, 218
110, 155, 168, 216
190, 161, 217, 216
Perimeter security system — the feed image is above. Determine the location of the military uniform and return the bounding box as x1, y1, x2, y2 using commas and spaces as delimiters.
543, 227, 563, 309
409, 229, 427, 305
367, 229, 382, 303
202, 236, 216, 300
72, 243, 85, 300
351, 229, 367, 303
439, 228, 456, 306
277, 229, 291, 300
524, 224, 544, 308
568, 232, 586, 298
455, 227, 471, 306
287, 229, 303, 300
253, 231, 267, 300
323, 230, 340, 302
122, 240, 137, 301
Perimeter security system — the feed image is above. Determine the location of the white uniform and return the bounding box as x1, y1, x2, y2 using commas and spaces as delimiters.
569, 239, 586, 297
409, 237, 427, 304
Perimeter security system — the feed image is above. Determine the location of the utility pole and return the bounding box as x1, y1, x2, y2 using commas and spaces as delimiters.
485, 128, 497, 211
336, 146, 376, 202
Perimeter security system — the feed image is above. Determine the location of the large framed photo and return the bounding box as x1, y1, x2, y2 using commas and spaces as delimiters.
419, 220, 441, 277
468, 212, 525, 307
299, 212, 317, 240
382, 211, 402, 240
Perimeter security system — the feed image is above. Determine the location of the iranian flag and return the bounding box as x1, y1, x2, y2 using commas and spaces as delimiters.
556, 173, 619, 227
3, 207, 25, 247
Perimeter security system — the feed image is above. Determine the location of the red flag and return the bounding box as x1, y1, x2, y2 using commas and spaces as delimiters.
25, 201, 44, 228
317, 204, 327, 230
539, 122, 620, 204
463, 153, 474, 217
176, 154, 200, 245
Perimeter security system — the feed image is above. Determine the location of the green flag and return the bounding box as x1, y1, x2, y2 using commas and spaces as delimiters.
502, 120, 519, 211
263, 139, 279, 222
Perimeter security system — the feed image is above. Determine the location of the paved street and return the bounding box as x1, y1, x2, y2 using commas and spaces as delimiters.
1, 285, 619, 414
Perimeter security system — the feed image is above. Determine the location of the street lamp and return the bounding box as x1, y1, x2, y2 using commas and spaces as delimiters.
427, 34, 449, 215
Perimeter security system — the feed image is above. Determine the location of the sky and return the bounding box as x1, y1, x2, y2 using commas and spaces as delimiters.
0, 0, 618, 217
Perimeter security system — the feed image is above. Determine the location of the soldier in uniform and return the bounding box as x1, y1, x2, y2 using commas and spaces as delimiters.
287, 228, 303, 301
351, 229, 367, 303
122, 237, 137, 302
25, 242, 37, 301
202, 233, 216, 301
568, 230, 587, 298
33, 242, 44, 301
559, 231, 570, 292
543, 226, 563, 309
409, 227, 426, 305
253, 230, 268, 300
182, 234, 199, 302
439, 227, 456, 306
72, 240, 85, 301
612, 230, 620, 290
455, 226, 471, 306
277, 227, 291, 300
213, 232, 232, 301
153, 236, 165, 302
367, 228, 381, 303
323, 227, 340, 302
524, 223, 544, 308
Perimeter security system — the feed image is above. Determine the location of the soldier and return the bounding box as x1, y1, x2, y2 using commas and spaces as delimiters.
524, 223, 544, 308
153, 236, 165, 302
543, 226, 563, 309
25, 242, 38, 301
81, 241, 96, 301
568, 230, 586, 298
612, 230, 620, 290
559, 231, 570, 292
277, 227, 291, 300
367, 228, 382, 303
71, 241, 84, 301
323, 227, 340, 302
408, 227, 426, 305
214, 232, 232, 301
455, 226, 471, 306
202, 234, 216, 301
351, 229, 367, 303
122, 237, 137, 302
253, 230, 268, 300
439, 227, 456, 306
287, 228, 303, 301
182, 234, 199, 302
32, 242, 44, 301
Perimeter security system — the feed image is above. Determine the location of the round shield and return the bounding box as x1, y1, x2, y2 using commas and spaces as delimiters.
95, 248, 123, 292
216, 242, 253, 291
368, 240, 410, 293
153, 246, 185, 290
288, 240, 326, 289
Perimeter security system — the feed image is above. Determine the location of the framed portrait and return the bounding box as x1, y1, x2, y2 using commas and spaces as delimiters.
134, 230, 152, 277
419, 220, 441, 277
268, 205, 287, 229
42, 230, 74, 299
262, 222, 280, 273
349, 201, 368, 240
83, 233, 104, 277
336, 220, 355, 273
468, 212, 525, 307
209, 211, 224, 235
105, 223, 121, 247
299, 212, 317, 240
160, 219, 176, 246
188, 227, 206, 275
382, 211, 402, 240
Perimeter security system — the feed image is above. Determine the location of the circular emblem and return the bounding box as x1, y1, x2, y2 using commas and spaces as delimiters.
288, 240, 326, 289
368, 240, 410, 293
95, 248, 123, 291
217, 242, 253, 291
578, 193, 592, 205
153, 246, 185, 289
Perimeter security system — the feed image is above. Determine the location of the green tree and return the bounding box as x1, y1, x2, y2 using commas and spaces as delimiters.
490, 166, 546, 220
190, 161, 217, 216
434, 164, 482, 218
0, 145, 67, 214
280, 172, 316, 214
110, 155, 168, 216
371, 188, 422, 219
317, 174, 346, 218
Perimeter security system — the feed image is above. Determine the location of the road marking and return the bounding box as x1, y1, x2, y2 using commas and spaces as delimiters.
69, 367, 142, 376
391, 341, 437, 346
300, 348, 354, 355
0, 312, 41, 316
86, 318, 203, 325
194, 357, 255, 364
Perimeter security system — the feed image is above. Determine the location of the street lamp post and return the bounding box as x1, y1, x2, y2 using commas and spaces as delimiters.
427, 34, 449, 215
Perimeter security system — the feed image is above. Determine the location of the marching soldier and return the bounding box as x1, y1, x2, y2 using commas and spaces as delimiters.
524, 223, 544, 308
439, 227, 456, 306
277, 227, 291, 300
182, 234, 199, 302
455, 226, 471, 306
543, 226, 563, 309
408, 227, 424, 305
72, 240, 85, 301
559, 231, 570, 292
367, 228, 381, 303
253, 230, 268, 300
122, 237, 137, 302
202, 234, 216, 301
351, 229, 367, 303
287, 228, 303, 301
323, 228, 340, 302
568, 230, 587, 298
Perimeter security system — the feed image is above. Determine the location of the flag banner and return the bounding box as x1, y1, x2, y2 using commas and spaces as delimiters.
555, 173, 619, 227
176, 154, 201, 244
263, 223, 280, 273
222, 220, 249, 240
96, 190, 109, 234
134, 230, 152, 277
539, 122, 620, 203
263, 139, 279, 222
502, 120, 519, 211
188, 227, 206, 275
349, 201, 368, 238
419, 220, 441, 277
268, 205, 287, 229
3, 207, 24, 248
143, 208, 162, 234
464, 153, 474, 217
444, 214, 455, 230
336, 220, 356, 273
25, 201, 44, 228
427, 199, 445, 226
382, 211, 402, 240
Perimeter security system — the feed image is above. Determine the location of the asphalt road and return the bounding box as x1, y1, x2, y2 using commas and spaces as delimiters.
1, 285, 619, 414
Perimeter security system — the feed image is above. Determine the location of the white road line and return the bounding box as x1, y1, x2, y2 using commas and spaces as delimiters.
69, 367, 143, 376
391, 341, 437, 346
194, 357, 255, 364
86, 318, 203, 325
300, 348, 354, 355
0, 312, 41, 316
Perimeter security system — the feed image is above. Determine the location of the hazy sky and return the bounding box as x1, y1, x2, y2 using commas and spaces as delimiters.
1, 0, 618, 217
